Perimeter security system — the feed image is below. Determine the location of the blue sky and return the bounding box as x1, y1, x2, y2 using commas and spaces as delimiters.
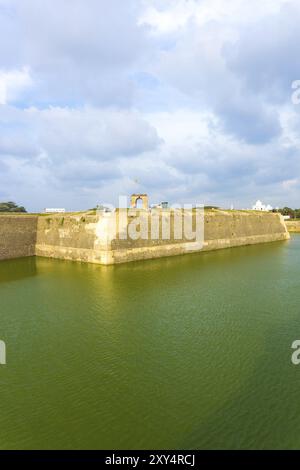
0, 0, 300, 211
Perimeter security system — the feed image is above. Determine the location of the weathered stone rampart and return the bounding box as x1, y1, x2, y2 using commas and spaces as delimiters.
0, 215, 38, 261
34, 210, 290, 264
286, 220, 300, 232
0, 210, 290, 264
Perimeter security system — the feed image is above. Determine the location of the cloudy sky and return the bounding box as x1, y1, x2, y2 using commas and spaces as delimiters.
0, 0, 300, 211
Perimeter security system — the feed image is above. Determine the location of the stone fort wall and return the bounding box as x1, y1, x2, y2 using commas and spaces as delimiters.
286, 220, 300, 232
0, 215, 38, 261
0, 210, 290, 264
36, 209, 290, 264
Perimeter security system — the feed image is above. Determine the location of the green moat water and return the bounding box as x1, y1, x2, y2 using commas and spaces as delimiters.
1, 235, 300, 449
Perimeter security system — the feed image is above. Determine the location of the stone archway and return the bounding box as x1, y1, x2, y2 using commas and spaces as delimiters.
130, 194, 149, 210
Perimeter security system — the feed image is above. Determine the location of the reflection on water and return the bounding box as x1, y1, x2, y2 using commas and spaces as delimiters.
0, 237, 299, 449
0, 257, 37, 284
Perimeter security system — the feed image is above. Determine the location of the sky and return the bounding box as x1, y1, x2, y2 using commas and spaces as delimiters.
0, 0, 300, 211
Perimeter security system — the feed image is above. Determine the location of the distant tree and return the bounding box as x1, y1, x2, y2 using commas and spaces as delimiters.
0, 201, 27, 213
279, 207, 295, 218
276, 207, 300, 218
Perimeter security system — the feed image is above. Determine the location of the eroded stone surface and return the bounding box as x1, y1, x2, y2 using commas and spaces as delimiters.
0, 211, 290, 264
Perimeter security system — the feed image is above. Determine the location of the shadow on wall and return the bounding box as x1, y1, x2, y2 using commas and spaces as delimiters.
0, 215, 38, 262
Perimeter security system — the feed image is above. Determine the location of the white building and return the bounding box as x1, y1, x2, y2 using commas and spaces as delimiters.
44, 208, 66, 213
252, 200, 273, 212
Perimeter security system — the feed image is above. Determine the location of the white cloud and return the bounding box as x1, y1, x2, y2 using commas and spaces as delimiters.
140, 0, 290, 34
282, 178, 299, 190
139, 0, 197, 34
35, 106, 162, 161
0, 67, 32, 105
0, 105, 163, 208
0, 0, 300, 210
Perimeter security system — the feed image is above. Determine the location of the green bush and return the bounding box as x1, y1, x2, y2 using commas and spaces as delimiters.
0, 201, 27, 213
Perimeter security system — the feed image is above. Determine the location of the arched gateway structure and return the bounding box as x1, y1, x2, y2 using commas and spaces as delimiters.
130, 194, 149, 210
